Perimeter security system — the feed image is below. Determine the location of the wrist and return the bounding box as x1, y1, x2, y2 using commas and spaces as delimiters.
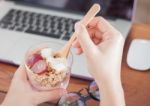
96, 75, 123, 96
96, 76, 125, 106
1, 98, 36, 106
1, 102, 35, 106
97, 76, 122, 87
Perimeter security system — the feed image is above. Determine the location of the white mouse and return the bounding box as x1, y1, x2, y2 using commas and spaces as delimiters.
127, 39, 150, 71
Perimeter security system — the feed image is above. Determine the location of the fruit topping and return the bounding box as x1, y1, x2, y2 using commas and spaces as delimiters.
31, 60, 47, 74
27, 54, 43, 68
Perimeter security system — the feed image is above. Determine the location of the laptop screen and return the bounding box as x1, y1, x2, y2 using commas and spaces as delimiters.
11, 0, 134, 20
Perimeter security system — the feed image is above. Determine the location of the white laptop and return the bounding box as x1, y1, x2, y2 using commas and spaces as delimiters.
0, 0, 135, 80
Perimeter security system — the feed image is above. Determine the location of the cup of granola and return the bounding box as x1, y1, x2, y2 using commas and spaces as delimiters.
24, 43, 73, 91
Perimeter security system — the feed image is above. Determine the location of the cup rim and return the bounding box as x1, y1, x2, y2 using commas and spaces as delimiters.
24, 42, 74, 68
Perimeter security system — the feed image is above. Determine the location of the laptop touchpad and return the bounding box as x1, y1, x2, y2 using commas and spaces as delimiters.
0, 30, 22, 60
7, 36, 64, 65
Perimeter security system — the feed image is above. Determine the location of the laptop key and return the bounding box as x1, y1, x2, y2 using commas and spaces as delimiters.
62, 36, 70, 40
1, 25, 9, 29
8, 26, 15, 30
15, 27, 24, 32
1, 19, 12, 25
25, 29, 61, 38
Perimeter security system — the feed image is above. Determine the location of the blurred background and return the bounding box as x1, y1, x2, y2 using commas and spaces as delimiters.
2, 0, 148, 24
10, 0, 134, 20
134, 0, 150, 24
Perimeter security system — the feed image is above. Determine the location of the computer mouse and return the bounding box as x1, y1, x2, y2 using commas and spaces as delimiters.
127, 39, 150, 71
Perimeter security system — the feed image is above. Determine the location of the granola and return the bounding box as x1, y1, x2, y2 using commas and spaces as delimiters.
25, 48, 69, 90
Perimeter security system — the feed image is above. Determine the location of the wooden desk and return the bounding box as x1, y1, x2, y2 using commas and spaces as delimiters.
122, 23, 150, 106
0, 23, 150, 106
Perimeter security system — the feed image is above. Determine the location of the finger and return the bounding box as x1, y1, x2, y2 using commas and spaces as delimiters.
75, 22, 96, 54
72, 39, 81, 48
76, 47, 83, 55
73, 26, 101, 48
92, 37, 101, 45
88, 28, 102, 40
72, 28, 95, 49
13, 64, 27, 80
35, 88, 67, 104
88, 17, 114, 33
87, 28, 95, 38
87, 17, 102, 27
72, 40, 83, 54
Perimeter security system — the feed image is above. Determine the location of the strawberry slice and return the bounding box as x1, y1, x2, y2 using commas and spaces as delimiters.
27, 54, 43, 68
31, 60, 47, 74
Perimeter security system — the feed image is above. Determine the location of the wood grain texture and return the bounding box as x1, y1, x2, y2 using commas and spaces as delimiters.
0, 23, 150, 106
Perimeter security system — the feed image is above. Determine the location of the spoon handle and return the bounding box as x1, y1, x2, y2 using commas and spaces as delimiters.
60, 4, 101, 57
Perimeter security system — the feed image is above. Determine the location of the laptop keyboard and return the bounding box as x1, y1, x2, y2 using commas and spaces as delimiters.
0, 9, 79, 40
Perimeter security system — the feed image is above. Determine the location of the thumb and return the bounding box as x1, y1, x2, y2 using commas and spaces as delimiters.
35, 88, 67, 104
75, 22, 96, 54
13, 64, 27, 81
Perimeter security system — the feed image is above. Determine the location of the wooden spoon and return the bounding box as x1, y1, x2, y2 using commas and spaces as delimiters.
54, 4, 101, 58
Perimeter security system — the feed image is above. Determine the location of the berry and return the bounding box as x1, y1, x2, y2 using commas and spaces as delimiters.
27, 53, 43, 68
31, 60, 47, 74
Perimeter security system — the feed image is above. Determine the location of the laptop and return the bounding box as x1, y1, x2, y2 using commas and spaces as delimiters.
0, 0, 135, 80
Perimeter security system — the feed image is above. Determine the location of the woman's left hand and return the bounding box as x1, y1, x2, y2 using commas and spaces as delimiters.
1, 65, 67, 106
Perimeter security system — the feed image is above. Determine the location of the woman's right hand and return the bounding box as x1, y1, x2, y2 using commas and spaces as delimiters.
73, 17, 125, 106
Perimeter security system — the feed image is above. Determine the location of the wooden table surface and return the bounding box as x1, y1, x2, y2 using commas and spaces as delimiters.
0, 23, 150, 106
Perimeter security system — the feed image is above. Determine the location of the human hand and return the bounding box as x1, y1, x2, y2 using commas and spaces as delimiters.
73, 17, 124, 84
73, 17, 125, 106
1, 65, 67, 106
